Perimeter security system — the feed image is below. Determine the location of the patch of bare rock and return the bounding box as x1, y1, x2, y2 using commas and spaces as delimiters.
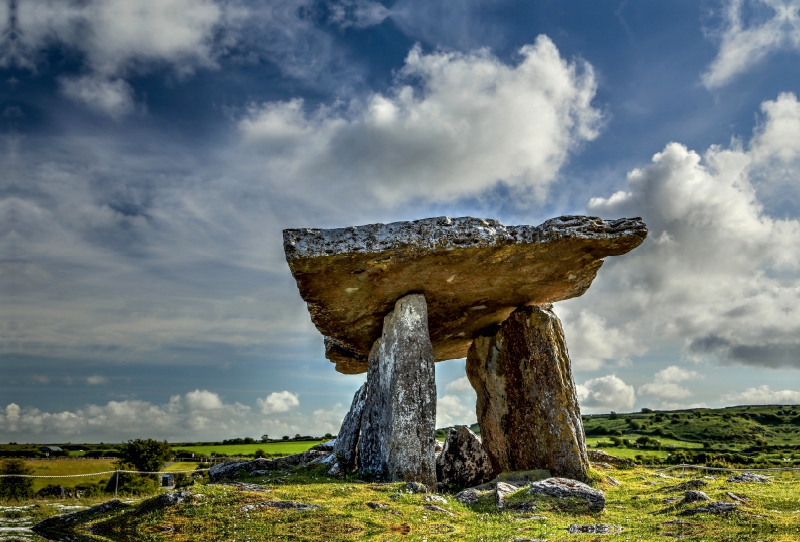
526, 478, 606, 512
239, 501, 321, 513
587, 450, 637, 468
567, 524, 623, 534
726, 473, 771, 483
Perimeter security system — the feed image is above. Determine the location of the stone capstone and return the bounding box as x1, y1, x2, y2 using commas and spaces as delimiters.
357, 294, 437, 487
283, 215, 647, 373
466, 305, 589, 480
435, 426, 494, 488
526, 478, 605, 512
332, 382, 368, 472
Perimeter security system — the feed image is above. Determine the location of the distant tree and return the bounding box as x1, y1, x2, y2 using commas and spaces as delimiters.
282, 436, 289, 441
608, 412, 619, 420
324, 433, 333, 440
640, 408, 653, 414
0, 459, 34, 501
116, 439, 173, 472
243, 437, 255, 444
254, 449, 266, 458
260, 434, 269, 443
294, 434, 301, 440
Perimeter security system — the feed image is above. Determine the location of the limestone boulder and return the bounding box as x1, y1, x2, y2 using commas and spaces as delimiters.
435, 426, 493, 488
467, 305, 589, 480
357, 294, 437, 487
526, 478, 605, 512
284, 215, 647, 373
332, 382, 367, 472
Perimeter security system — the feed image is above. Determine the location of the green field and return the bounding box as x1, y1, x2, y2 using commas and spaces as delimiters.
172, 440, 325, 457
23, 459, 116, 493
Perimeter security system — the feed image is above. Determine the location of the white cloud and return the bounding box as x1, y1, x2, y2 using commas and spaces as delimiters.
240, 36, 601, 207
560, 308, 644, 371
580, 92, 800, 372
702, 0, 800, 89
577, 374, 636, 413
329, 0, 390, 29
444, 376, 474, 394
85, 375, 109, 385
59, 76, 136, 119
257, 391, 300, 414
638, 366, 702, 401
721, 385, 800, 404
436, 394, 476, 428
184, 389, 225, 411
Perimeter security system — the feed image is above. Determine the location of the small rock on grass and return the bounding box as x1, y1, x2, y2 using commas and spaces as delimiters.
662, 497, 680, 504
606, 476, 621, 486
682, 491, 710, 503
424, 495, 448, 504
526, 478, 605, 512
679, 502, 738, 516
240, 501, 321, 512
389, 493, 403, 500
567, 524, 623, 534
670, 479, 708, 492
495, 482, 519, 508
455, 488, 480, 505
726, 473, 771, 484
366, 502, 388, 509
422, 504, 454, 515
725, 491, 750, 503
406, 481, 428, 494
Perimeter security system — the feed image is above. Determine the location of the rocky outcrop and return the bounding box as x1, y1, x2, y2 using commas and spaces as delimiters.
357, 294, 437, 487
726, 473, 771, 483
587, 450, 637, 468
526, 478, 605, 512
495, 482, 520, 508
284, 216, 647, 373
332, 383, 367, 472
209, 450, 330, 482
467, 305, 588, 480
435, 426, 493, 488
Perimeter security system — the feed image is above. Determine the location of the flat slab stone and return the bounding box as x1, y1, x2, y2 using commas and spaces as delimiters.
284, 215, 647, 374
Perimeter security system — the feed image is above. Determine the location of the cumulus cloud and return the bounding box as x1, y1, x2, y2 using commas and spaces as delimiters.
257, 391, 300, 414
184, 389, 225, 411
240, 36, 601, 207
444, 376, 474, 394
436, 394, 476, 428
577, 375, 636, 413
329, 0, 391, 29
85, 375, 109, 385
560, 308, 644, 370
638, 366, 702, 401
721, 385, 800, 404
59, 76, 137, 119
579, 92, 800, 371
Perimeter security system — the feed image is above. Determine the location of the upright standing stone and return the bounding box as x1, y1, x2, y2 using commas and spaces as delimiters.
332, 382, 368, 472
435, 426, 494, 488
466, 304, 589, 481
358, 294, 437, 487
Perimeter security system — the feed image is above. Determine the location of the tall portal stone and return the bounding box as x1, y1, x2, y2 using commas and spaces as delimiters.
358, 294, 437, 487
466, 305, 589, 481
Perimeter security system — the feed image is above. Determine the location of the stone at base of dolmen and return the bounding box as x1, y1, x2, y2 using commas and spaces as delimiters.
435, 426, 493, 488
467, 304, 589, 481
358, 294, 437, 487
331, 382, 367, 472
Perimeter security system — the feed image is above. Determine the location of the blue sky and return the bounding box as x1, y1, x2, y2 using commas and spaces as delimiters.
2, 0, 800, 442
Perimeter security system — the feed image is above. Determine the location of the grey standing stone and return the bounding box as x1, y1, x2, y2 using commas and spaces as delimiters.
332, 382, 368, 472
467, 305, 589, 481
436, 426, 494, 488
357, 294, 437, 487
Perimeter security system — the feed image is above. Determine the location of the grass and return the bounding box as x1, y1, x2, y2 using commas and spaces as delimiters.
173, 440, 325, 457
43, 460, 800, 541
23, 459, 116, 493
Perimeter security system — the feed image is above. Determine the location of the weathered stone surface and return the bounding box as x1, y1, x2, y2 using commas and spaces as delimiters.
567, 524, 623, 534
495, 482, 519, 508
208, 451, 329, 481
284, 216, 647, 373
682, 490, 710, 503
726, 473, 771, 483
435, 426, 494, 488
357, 294, 437, 487
493, 470, 551, 485
587, 450, 637, 468
454, 488, 481, 504
332, 383, 367, 472
526, 478, 605, 512
467, 305, 589, 480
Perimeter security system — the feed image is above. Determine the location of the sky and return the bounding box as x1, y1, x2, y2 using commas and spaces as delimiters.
2, 0, 800, 443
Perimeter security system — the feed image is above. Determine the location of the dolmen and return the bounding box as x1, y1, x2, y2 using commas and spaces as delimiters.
283, 215, 647, 486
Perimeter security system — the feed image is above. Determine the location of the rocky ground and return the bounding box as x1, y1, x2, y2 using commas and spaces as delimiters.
19, 450, 800, 541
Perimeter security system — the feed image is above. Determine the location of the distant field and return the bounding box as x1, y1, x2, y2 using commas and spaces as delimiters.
172, 440, 325, 457
163, 462, 203, 472
24, 459, 116, 492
